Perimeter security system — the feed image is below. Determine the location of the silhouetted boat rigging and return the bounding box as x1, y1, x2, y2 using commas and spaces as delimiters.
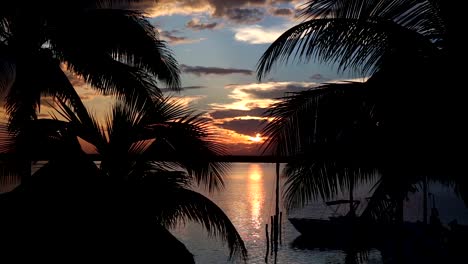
289, 199, 362, 237
288, 174, 369, 241
289, 179, 463, 263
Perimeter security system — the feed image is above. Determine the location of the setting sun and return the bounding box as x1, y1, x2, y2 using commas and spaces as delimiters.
249, 133, 262, 143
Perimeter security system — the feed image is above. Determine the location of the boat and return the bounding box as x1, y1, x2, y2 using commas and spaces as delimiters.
288, 174, 370, 240
288, 198, 381, 248
289, 178, 453, 257
289, 200, 361, 237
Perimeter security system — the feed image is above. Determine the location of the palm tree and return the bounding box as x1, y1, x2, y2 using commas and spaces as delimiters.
0, 95, 247, 262
1, 2, 247, 261
262, 81, 379, 209
257, 0, 465, 218
257, 3, 466, 263
0, 1, 180, 130
257, 0, 444, 79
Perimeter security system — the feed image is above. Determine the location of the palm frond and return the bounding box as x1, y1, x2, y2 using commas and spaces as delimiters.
361, 170, 419, 222
5, 77, 39, 131
301, 0, 444, 35
96, 99, 151, 179
52, 94, 229, 190
344, 247, 369, 264
283, 159, 377, 210
262, 82, 376, 158
452, 179, 468, 207
3, 3, 181, 130
103, 96, 189, 151
146, 113, 228, 192
4, 49, 86, 131
0, 158, 27, 192
0, 43, 15, 94
108, 95, 229, 191
83, 9, 179, 89
145, 96, 195, 123
257, 0, 443, 80
52, 97, 107, 153
48, 9, 179, 95
57, 51, 159, 107
0, 121, 13, 154
257, 19, 385, 80
139, 171, 247, 262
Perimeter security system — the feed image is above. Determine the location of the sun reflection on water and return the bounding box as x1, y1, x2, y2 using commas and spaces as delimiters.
247, 164, 264, 237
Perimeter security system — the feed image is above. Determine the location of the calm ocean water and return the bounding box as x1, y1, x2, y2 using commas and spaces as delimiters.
10, 162, 466, 263
171, 163, 468, 264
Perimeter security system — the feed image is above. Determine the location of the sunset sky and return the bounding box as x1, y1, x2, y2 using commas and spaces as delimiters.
13, 0, 365, 155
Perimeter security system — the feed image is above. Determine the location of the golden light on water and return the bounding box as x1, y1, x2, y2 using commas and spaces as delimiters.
249, 165, 262, 181
247, 164, 264, 233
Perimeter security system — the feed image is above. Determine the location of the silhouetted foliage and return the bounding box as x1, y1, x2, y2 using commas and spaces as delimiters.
258, 1, 465, 262
259, 0, 465, 214
0, 95, 247, 262
0, 1, 180, 130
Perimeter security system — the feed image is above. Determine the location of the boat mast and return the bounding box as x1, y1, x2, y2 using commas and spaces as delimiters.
275, 162, 280, 222
423, 176, 428, 224
274, 162, 280, 251
349, 170, 355, 217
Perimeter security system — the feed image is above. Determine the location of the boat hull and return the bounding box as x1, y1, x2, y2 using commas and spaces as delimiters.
289, 217, 363, 236
289, 217, 378, 248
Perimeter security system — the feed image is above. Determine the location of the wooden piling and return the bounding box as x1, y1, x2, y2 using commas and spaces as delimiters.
265, 224, 269, 263
279, 211, 282, 245
270, 216, 274, 252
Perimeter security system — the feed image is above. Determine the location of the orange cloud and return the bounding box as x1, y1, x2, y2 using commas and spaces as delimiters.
206, 81, 321, 153
210, 81, 318, 111
166, 95, 206, 108
208, 124, 266, 153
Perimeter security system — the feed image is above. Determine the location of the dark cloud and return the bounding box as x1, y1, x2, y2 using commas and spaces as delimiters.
210, 0, 268, 17
218, 119, 265, 136
181, 64, 253, 76
271, 8, 293, 16
160, 30, 203, 45
186, 19, 219, 30
209, 0, 274, 24
181, 85, 206, 90
167, 29, 183, 34
240, 84, 310, 99
160, 30, 187, 43
310, 73, 324, 80
225, 8, 264, 24
270, 0, 295, 3
121, 0, 301, 24
161, 86, 206, 92
225, 142, 263, 155
210, 107, 266, 119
